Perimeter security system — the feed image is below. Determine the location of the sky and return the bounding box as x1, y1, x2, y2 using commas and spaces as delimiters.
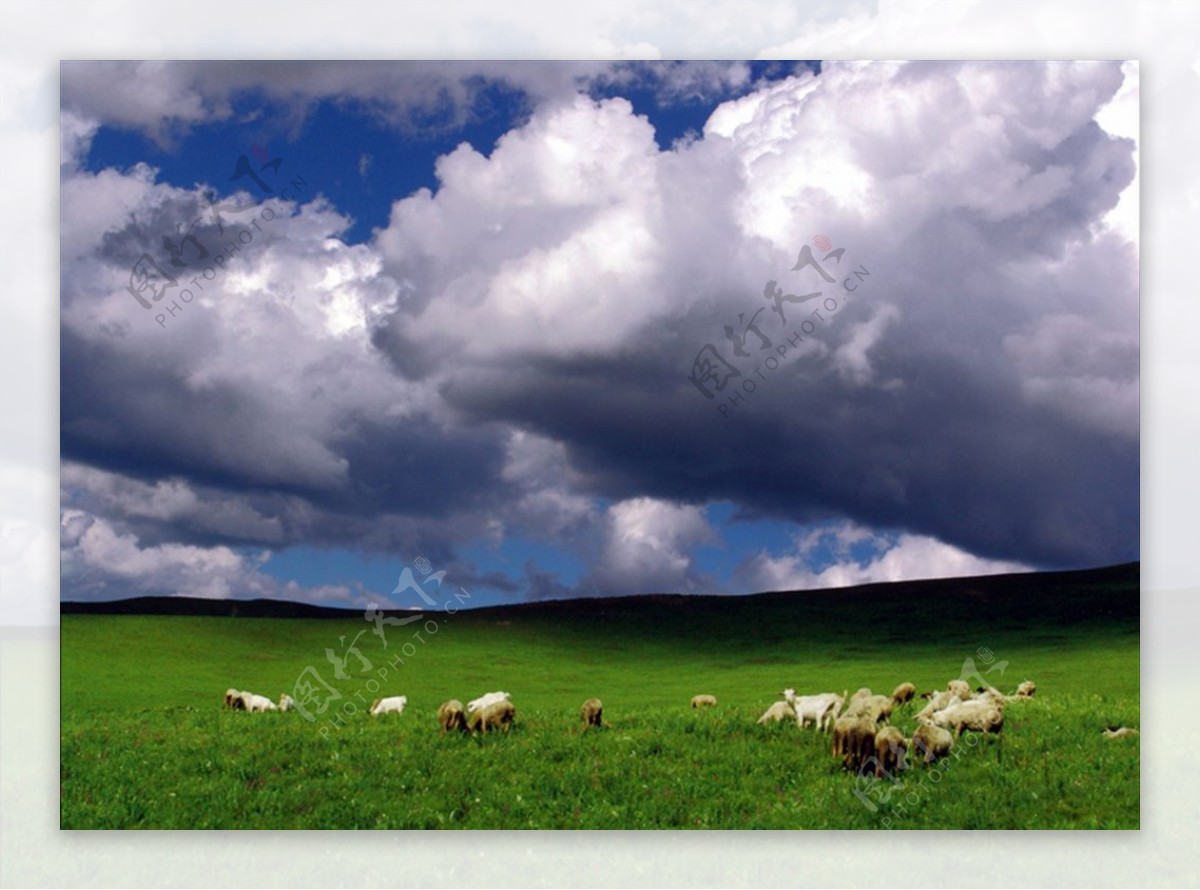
58, 59, 1140, 611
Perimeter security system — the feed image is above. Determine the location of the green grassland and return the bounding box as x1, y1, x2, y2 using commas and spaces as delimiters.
60, 566, 1139, 829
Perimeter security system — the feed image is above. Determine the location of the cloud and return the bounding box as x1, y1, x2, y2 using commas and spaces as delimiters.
590, 498, 716, 595
736, 521, 1032, 592
58, 60, 758, 144
58, 61, 1139, 605
60, 507, 392, 608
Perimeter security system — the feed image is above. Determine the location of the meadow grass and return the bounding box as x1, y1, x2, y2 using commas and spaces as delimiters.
60, 568, 1139, 829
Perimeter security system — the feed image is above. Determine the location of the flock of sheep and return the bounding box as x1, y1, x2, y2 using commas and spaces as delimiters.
222, 678, 1136, 769
221, 687, 532, 734
757, 678, 1038, 776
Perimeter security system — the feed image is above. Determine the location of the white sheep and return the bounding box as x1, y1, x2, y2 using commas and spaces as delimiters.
468, 691, 511, 713
782, 688, 844, 731
369, 695, 408, 716
947, 679, 972, 701
240, 692, 278, 713
690, 694, 718, 708
1008, 680, 1037, 700
278, 693, 295, 712
757, 700, 796, 724
932, 698, 1004, 736
915, 690, 963, 723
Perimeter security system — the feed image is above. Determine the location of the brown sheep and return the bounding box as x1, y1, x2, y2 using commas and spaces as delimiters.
911, 720, 955, 764
891, 682, 916, 706
581, 698, 605, 729
469, 699, 515, 734
690, 694, 718, 709
874, 725, 909, 778
832, 714, 878, 772
437, 699, 468, 734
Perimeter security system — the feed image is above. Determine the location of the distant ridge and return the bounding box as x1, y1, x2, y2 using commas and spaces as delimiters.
60, 561, 1138, 620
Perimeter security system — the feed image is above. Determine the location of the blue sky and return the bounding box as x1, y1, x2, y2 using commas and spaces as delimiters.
59, 60, 1139, 610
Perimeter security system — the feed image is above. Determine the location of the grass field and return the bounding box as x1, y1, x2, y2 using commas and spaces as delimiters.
60, 565, 1139, 829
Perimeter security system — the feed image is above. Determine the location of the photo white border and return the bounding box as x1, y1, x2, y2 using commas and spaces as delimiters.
3, 0, 1196, 885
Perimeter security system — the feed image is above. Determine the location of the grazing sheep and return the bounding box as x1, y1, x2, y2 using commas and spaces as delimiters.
782, 689, 844, 732
1103, 726, 1139, 739
891, 682, 917, 706
757, 700, 796, 725
240, 692, 278, 713
832, 714, 878, 772
278, 693, 295, 712
874, 726, 909, 777
843, 693, 894, 724
974, 686, 1006, 706
911, 720, 955, 764
932, 698, 1004, 736
469, 699, 515, 733
947, 679, 972, 701
915, 690, 963, 723
223, 688, 244, 710
581, 698, 605, 729
691, 694, 718, 709
369, 695, 408, 716
1009, 680, 1037, 700
437, 699, 468, 734
467, 691, 511, 713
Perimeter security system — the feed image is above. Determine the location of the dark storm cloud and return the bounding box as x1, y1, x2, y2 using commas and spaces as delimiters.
59, 61, 1139, 604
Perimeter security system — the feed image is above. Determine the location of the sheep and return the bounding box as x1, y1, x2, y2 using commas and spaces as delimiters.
581, 698, 605, 729
467, 691, 511, 713
1009, 680, 1037, 700
757, 700, 796, 725
843, 693, 893, 724
832, 714, 878, 772
874, 725, 909, 778
782, 688, 844, 732
469, 698, 515, 733
932, 698, 1004, 736
915, 690, 963, 723
947, 679, 972, 701
1102, 726, 1139, 739
369, 695, 408, 716
690, 694, 718, 709
223, 688, 244, 710
911, 720, 955, 765
437, 699, 468, 734
278, 693, 295, 712
974, 686, 1006, 706
891, 682, 917, 706
240, 692, 278, 713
